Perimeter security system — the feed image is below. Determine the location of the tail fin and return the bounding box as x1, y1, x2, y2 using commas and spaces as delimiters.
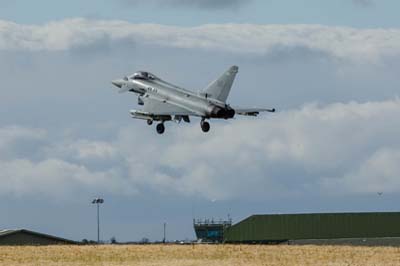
203, 66, 238, 102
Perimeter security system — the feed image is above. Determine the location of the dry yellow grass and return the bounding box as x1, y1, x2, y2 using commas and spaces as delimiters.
0, 244, 399, 266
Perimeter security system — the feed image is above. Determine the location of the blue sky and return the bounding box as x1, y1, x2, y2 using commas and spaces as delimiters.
1, 0, 400, 242
1, 0, 400, 27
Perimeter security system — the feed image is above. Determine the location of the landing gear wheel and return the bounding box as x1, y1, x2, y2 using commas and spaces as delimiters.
147, 119, 153, 126
201, 121, 210, 133
156, 123, 165, 134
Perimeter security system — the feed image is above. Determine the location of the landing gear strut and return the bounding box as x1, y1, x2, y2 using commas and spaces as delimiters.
156, 123, 165, 134
200, 119, 210, 133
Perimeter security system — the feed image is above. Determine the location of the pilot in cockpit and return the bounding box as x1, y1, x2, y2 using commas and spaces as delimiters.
131, 71, 155, 80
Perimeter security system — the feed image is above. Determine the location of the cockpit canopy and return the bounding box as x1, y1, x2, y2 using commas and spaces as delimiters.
130, 71, 156, 81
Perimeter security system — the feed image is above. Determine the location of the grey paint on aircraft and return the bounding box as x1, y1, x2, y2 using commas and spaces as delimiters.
112, 66, 275, 134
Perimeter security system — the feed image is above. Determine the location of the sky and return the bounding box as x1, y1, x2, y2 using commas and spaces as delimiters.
1, 0, 400, 242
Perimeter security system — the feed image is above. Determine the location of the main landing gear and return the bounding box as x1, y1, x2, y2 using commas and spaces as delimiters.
153, 119, 210, 135
200, 119, 210, 133
156, 123, 165, 134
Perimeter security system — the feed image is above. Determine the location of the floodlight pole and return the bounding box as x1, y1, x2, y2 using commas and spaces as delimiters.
97, 203, 100, 243
92, 198, 104, 244
163, 222, 166, 243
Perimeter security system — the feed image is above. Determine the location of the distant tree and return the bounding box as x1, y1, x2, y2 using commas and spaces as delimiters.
141, 237, 149, 244
81, 239, 89, 244
110, 236, 117, 244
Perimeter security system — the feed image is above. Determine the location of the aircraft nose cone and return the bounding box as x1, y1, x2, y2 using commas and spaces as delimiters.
111, 79, 124, 88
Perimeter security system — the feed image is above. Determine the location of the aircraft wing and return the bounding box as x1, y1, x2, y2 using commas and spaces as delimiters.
235, 108, 276, 117
141, 95, 199, 116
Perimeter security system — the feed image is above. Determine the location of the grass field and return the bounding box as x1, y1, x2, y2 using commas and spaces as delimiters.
0, 244, 399, 266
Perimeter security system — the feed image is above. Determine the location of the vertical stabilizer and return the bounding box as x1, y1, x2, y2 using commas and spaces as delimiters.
203, 66, 238, 102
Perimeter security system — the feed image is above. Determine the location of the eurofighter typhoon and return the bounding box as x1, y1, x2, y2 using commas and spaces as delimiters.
112, 66, 275, 134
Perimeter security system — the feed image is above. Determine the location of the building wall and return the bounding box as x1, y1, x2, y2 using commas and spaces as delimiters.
224, 212, 400, 243
0, 232, 74, 245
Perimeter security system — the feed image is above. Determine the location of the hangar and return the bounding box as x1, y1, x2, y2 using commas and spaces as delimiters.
0, 229, 77, 245
223, 212, 400, 244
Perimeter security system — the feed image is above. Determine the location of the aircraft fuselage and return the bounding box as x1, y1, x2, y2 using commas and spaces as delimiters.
127, 78, 235, 119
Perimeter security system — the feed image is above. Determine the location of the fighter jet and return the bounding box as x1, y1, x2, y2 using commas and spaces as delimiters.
112, 66, 275, 134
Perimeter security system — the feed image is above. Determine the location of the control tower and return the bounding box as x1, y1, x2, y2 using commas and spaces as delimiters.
193, 218, 232, 243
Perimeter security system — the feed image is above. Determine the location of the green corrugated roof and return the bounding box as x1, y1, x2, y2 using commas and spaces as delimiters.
0, 230, 17, 237
0, 229, 77, 244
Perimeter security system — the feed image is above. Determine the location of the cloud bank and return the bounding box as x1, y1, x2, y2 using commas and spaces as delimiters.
1, 19, 400, 63
2, 99, 400, 200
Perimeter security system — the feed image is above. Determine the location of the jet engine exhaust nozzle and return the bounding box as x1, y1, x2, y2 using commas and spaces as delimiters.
211, 107, 235, 119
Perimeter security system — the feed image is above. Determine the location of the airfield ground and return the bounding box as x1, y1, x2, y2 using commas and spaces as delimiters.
0, 244, 399, 266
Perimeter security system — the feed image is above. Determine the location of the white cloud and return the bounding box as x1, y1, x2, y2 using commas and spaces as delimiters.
0, 128, 133, 197
145, 99, 400, 199
323, 148, 400, 194
0, 126, 46, 148
0, 126, 47, 159
54, 140, 118, 160
0, 158, 135, 198
2, 98, 399, 199
1, 19, 400, 63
